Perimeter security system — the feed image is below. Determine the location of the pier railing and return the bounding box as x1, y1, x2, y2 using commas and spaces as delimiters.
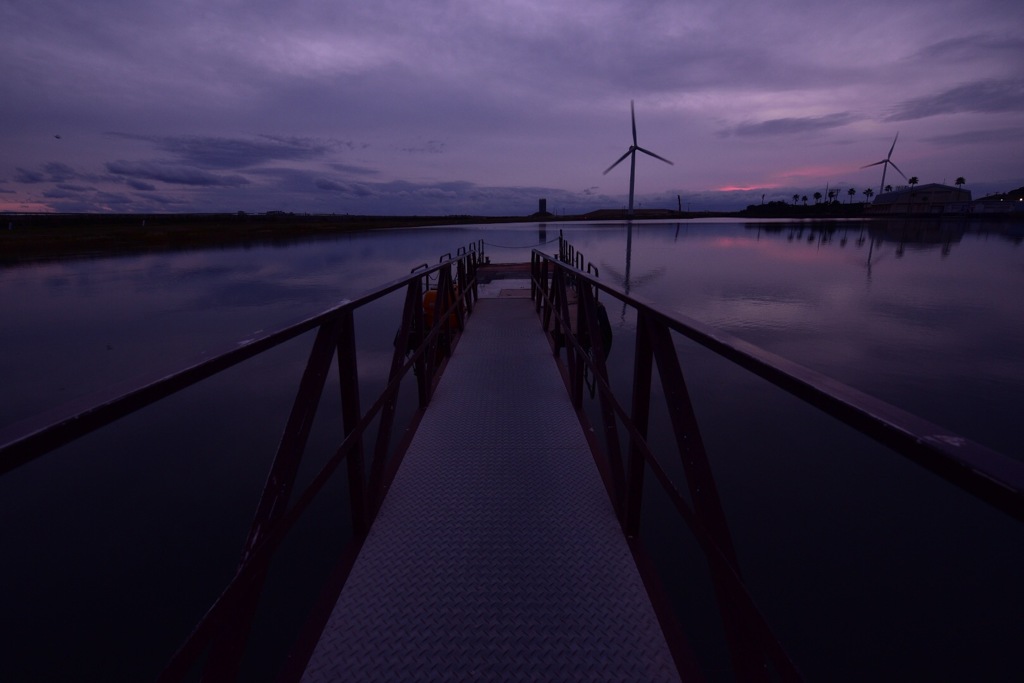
0, 242, 484, 681
530, 243, 1024, 680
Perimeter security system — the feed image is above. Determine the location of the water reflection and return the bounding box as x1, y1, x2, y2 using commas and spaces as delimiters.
1, 219, 1022, 681
4, 218, 1021, 451
596, 222, 667, 321
549, 219, 1023, 456
564, 228, 1024, 679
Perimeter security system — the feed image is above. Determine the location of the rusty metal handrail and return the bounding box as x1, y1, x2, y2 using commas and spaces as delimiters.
530, 250, 1024, 521
529, 247, 1024, 680
0, 255, 475, 473
0, 245, 482, 681
531, 248, 800, 679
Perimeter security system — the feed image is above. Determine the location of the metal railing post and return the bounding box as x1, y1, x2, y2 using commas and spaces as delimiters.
368, 281, 421, 513
337, 309, 367, 536
578, 280, 625, 515
550, 265, 582, 407
456, 256, 473, 318
539, 258, 551, 324
410, 276, 430, 407
643, 312, 770, 680
203, 318, 341, 680
624, 310, 654, 538
530, 252, 538, 302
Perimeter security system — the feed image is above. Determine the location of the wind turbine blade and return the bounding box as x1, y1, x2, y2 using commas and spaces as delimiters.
636, 146, 674, 165
861, 160, 886, 169
888, 161, 907, 180
604, 149, 633, 175
888, 132, 899, 159
631, 100, 637, 147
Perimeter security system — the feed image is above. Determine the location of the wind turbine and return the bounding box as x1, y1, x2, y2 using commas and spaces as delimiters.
861, 133, 906, 196
603, 100, 673, 217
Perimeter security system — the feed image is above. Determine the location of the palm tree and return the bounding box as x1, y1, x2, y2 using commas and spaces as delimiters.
847, 188, 856, 203
884, 184, 893, 193
802, 195, 808, 205
813, 191, 822, 205
905, 177, 920, 213
828, 189, 837, 203
792, 194, 800, 205
863, 188, 874, 203
955, 176, 966, 189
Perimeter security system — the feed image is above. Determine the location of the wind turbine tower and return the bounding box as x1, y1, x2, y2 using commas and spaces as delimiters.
603, 100, 673, 217
861, 133, 907, 196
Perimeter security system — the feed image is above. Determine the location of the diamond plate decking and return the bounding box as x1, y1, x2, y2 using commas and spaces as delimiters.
302, 294, 681, 681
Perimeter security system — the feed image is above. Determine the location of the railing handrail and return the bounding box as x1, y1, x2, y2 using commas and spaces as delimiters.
0, 253, 473, 475
530, 249, 1024, 521
0, 246, 482, 681
530, 244, 1024, 679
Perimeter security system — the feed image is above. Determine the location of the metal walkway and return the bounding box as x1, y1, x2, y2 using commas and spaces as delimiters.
302, 294, 681, 681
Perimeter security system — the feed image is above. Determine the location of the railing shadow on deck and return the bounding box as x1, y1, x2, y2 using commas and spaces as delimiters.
0, 242, 484, 682
529, 240, 1024, 681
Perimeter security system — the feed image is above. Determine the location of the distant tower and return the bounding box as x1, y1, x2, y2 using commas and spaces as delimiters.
539, 198, 547, 214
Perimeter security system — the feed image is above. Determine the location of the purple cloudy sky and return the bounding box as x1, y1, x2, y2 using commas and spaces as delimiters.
2, 0, 1023, 215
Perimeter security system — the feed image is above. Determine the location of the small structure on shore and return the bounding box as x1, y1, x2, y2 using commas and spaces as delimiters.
973, 186, 1024, 215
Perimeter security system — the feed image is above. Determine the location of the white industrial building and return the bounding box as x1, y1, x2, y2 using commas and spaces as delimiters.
867, 183, 972, 215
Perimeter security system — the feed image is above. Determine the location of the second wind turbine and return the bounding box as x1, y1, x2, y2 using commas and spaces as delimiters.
861, 132, 906, 196
603, 100, 673, 218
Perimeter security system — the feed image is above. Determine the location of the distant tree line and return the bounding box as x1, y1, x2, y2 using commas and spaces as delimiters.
784, 176, 966, 207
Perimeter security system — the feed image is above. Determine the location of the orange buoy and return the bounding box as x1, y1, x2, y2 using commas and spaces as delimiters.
423, 287, 460, 328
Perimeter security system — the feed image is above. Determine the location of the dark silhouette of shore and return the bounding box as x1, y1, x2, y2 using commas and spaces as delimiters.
0, 212, 531, 262
3, 204, 1017, 263
0, 210, 717, 262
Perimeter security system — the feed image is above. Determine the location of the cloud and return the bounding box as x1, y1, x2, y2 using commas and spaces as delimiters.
329, 163, 379, 176
924, 127, 1024, 146
105, 161, 250, 187
914, 34, 1024, 62
43, 163, 78, 181
399, 140, 446, 154
42, 188, 183, 213
91, 191, 139, 208
107, 133, 339, 169
42, 188, 78, 199
14, 162, 96, 185
721, 113, 859, 137
885, 79, 1024, 121
3, 1, 1023, 216
14, 168, 47, 183
127, 179, 158, 191
314, 179, 374, 197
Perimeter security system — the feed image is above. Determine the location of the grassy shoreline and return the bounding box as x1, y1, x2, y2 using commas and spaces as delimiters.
7, 205, 1013, 263
0, 213, 547, 262
0, 210, 733, 262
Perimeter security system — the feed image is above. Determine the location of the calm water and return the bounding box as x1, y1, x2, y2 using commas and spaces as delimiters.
1, 219, 1022, 680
